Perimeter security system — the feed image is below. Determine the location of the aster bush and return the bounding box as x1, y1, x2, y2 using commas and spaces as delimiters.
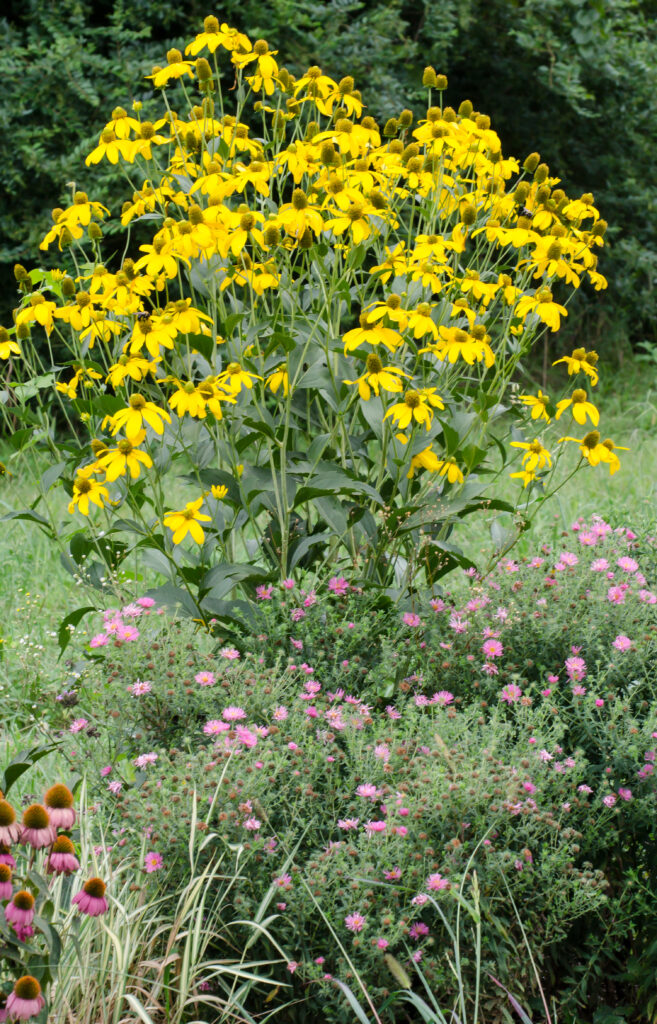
49, 515, 657, 1021
1, 14, 623, 636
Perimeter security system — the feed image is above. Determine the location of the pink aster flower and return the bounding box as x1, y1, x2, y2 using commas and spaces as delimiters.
602, 794, 617, 808
72, 878, 108, 916
256, 585, 274, 600
607, 586, 626, 605
356, 783, 381, 800
219, 646, 240, 660
386, 705, 401, 719
578, 784, 593, 794
482, 639, 503, 658
376, 937, 389, 950
500, 683, 522, 704
281, 578, 295, 589
195, 670, 216, 687
565, 656, 586, 682
117, 625, 139, 642
274, 874, 292, 889
345, 912, 366, 933
384, 867, 402, 881
108, 780, 123, 795
133, 752, 158, 768
337, 818, 359, 830
130, 680, 152, 696
431, 690, 454, 706
203, 720, 228, 735
144, 851, 163, 872
591, 558, 609, 572
273, 705, 288, 721
449, 615, 468, 633
374, 743, 390, 763
122, 603, 143, 618
70, 718, 88, 733
617, 557, 638, 573
328, 576, 349, 596
430, 598, 446, 612
90, 633, 108, 648
617, 787, 633, 801
613, 635, 632, 652
243, 817, 261, 831
426, 872, 450, 891
572, 685, 587, 696
222, 706, 246, 721
235, 726, 258, 748
403, 612, 422, 627
137, 596, 156, 608
291, 608, 306, 622
364, 820, 386, 835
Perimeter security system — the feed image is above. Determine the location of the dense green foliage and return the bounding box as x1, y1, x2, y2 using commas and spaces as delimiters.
2, 0, 657, 347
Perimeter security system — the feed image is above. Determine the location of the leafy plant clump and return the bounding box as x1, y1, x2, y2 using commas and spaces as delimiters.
2, 15, 620, 636
49, 515, 657, 1022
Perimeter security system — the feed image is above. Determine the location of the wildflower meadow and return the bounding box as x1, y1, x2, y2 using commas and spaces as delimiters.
0, 10, 655, 1024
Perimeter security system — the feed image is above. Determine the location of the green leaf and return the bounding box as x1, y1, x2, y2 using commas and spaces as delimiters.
2, 744, 57, 794
201, 562, 269, 600
288, 531, 332, 571
58, 606, 97, 658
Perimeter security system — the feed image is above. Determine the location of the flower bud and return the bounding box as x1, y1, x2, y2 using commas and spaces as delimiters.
523, 152, 540, 173
435, 74, 448, 90
167, 48, 183, 64
461, 203, 477, 226
196, 58, 212, 81
88, 223, 103, 240
61, 277, 76, 298
263, 224, 280, 247
458, 99, 473, 118
534, 163, 549, 183
383, 118, 398, 137
422, 66, 438, 87
398, 109, 413, 128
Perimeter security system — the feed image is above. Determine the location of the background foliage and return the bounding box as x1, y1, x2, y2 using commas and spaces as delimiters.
2, 0, 657, 350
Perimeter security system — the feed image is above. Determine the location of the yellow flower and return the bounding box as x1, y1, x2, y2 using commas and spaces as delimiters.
552, 348, 599, 386
407, 448, 463, 482
98, 431, 153, 481
276, 189, 324, 239
15, 294, 57, 336
134, 240, 187, 280
559, 430, 609, 467
343, 313, 403, 355
185, 18, 252, 56
510, 468, 537, 488
384, 388, 444, 431
510, 438, 552, 472
599, 438, 629, 475
147, 50, 195, 88
168, 381, 210, 419
106, 356, 156, 388
518, 390, 551, 422
211, 485, 228, 500
515, 288, 568, 332
216, 362, 262, 394
555, 389, 599, 427
266, 367, 289, 396
0, 328, 20, 360
343, 353, 410, 401
68, 473, 109, 516
105, 394, 171, 436
163, 497, 212, 545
